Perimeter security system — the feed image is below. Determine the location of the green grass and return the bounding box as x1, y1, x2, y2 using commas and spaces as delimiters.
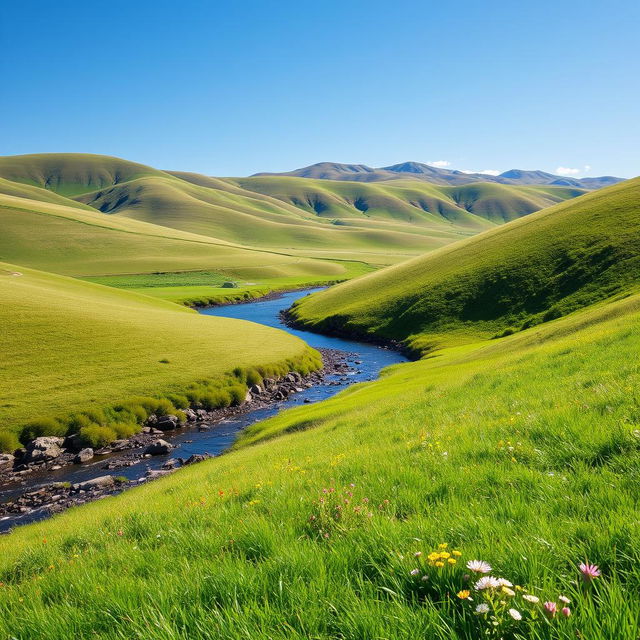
0, 153, 586, 267
83, 263, 374, 306
289, 177, 640, 354
0, 287, 639, 638
0, 262, 320, 447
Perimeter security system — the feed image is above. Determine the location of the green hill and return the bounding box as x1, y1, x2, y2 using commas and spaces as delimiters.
0, 191, 351, 280
0, 262, 319, 449
288, 178, 640, 354
1, 268, 639, 638
0, 154, 587, 268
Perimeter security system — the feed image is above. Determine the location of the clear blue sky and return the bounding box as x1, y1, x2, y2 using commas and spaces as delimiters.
2, 0, 638, 178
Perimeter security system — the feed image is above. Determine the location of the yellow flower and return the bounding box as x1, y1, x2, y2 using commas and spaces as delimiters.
435, 561, 445, 568
452, 550, 462, 557
438, 543, 448, 549
457, 590, 470, 599
447, 558, 457, 565
428, 552, 439, 561
440, 551, 451, 559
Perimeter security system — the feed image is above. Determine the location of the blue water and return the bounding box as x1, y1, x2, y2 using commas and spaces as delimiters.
0, 288, 407, 530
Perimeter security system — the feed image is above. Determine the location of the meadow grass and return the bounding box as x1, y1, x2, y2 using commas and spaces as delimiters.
0, 291, 638, 638
0, 262, 320, 448
0, 153, 585, 268
289, 178, 640, 354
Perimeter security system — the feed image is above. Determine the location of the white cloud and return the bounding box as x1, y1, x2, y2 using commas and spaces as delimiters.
428, 160, 451, 168
556, 166, 581, 176
459, 169, 501, 176
583, 165, 591, 172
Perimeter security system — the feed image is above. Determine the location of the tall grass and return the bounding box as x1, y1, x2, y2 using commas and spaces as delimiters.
0, 293, 638, 638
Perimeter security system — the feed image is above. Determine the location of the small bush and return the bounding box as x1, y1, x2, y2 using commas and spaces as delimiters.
246, 369, 263, 387
166, 394, 189, 410
83, 408, 107, 426
175, 410, 187, 424
0, 431, 20, 453
79, 425, 117, 448
228, 384, 248, 406
200, 390, 232, 410
112, 423, 139, 439
20, 418, 66, 443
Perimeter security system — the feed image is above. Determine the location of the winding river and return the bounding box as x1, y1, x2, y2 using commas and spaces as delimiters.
0, 288, 407, 531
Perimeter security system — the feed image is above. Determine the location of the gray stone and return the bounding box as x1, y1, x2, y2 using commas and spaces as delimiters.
73, 476, 115, 491
74, 448, 94, 464
244, 391, 253, 404
250, 384, 262, 395
184, 408, 197, 421
0, 453, 15, 470
155, 415, 179, 431
144, 439, 173, 455
64, 433, 82, 452
25, 437, 64, 462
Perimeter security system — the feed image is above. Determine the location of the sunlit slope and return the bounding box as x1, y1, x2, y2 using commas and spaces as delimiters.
0, 262, 314, 435
0, 193, 347, 278
0, 154, 586, 266
1, 281, 639, 638
234, 176, 584, 225
289, 178, 640, 353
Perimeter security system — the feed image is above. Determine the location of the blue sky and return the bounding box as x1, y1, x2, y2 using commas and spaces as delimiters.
2, 0, 639, 177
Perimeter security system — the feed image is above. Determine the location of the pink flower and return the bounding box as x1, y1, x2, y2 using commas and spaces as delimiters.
562, 607, 571, 617
579, 562, 601, 581
543, 601, 557, 618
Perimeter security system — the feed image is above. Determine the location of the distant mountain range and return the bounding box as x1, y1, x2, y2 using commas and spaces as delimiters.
253, 161, 623, 190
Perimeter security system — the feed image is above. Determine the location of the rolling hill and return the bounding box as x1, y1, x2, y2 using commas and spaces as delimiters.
254, 160, 623, 189
0, 154, 592, 269
0, 261, 319, 449
288, 177, 640, 354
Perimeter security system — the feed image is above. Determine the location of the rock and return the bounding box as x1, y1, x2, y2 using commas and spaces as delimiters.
74, 448, 94, 464
64, 433, 83, 452
196, 409, 208, 419
94, 447, 112, 455
162, 458, 181, 470
25, 437, 64, 462
304, 398, 312, 403
184, 408, 197, 422
244, 391, 253, 404
184, 453, 211, 465
0, 453, 15, 470
146, 469, 172, 479
73, 476, 115, 491
250, 384, 262, 395
111, 439, 129, 451
144, 439, 173, 455
155, 415, 179, 431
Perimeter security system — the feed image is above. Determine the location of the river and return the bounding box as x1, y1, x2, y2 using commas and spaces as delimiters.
0, 288, 407, 531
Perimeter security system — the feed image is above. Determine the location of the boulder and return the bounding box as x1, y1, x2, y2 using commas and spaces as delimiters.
73, 476, 115, 491
63, 433, 83, 452
184, 408, 197, 422
25, 437, 64, 463
244, 391, 253, 404
184, 453, 211, 465
155, 415, 179, 431
74, 448, 94, 464
144, 439, 173, 455
0, 453, 15, 470
250, 384, 263, 395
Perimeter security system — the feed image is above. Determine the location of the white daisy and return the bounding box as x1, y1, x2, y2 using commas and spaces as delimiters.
522, 594, 540, 603
475, 576, 501, 590
508, 608, 522, 621
466, 559, 492, 574
475, 603, 490, 614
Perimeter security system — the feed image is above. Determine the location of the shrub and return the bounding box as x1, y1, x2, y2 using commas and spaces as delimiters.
20, 418, 66, 443
245, 369, 263, 387
0, 431, 20, 453
175, 410, 187, 424
228, 384, 248, 406
79, 425, 117, 448
200, 390, 232, 410
166, 394, 189, 410
112, 423, 139, 439
82, 408, 107, 426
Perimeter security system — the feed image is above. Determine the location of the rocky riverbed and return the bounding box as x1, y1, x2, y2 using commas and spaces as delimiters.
0, 348, 353, 526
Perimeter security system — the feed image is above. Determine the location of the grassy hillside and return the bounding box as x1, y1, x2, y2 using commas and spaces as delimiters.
1, 283, 638, 638
0, 154, 587, 269
289, 178, 640, 354
0, 262, 320, 449
0, 191, 351, 279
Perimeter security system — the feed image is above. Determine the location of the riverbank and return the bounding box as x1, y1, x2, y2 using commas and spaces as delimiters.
0, 349, 352, 530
